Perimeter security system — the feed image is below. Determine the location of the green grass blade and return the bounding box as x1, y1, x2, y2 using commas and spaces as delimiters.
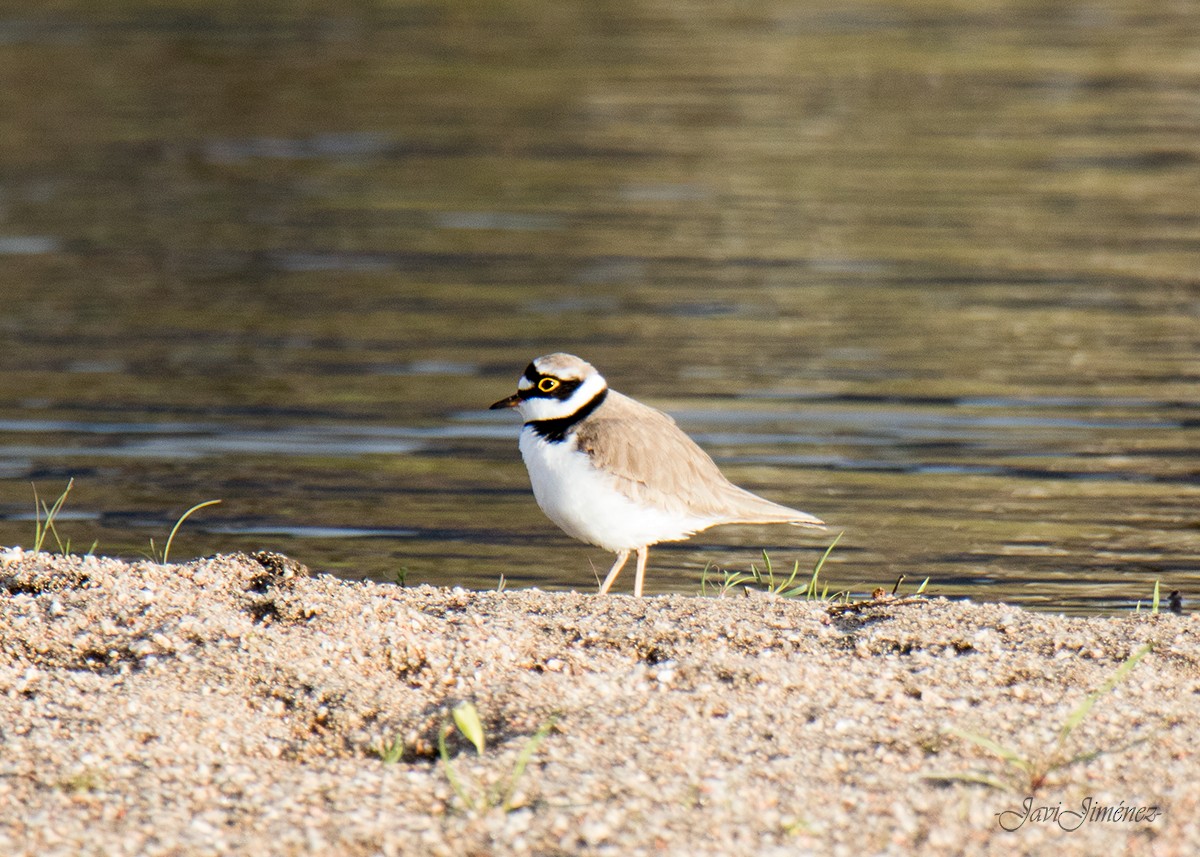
438, 723, 476, 811
1058, 643, 1152, 746
162, 499, 221, 564
775, 558, 801, 594
945, 727, 1029, 771
922, 769, 1015, 791
379, 737, 405, 764
33, 479, 74, 552
1056, 732, 1154, 773
32, 485, 42, 550
726, 572, 756, 592
807, 531, 843, 598
813, 531, 843, 576
453, 702, 486, 755
500, 716, 557, 811
1151, 580, 1160, 615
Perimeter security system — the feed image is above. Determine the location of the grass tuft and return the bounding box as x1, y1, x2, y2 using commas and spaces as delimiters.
699, 561, 757, 597
32, 479, 75, 553
930, 642, 1154, 792
702, 532, 847, 601
434, 701, 556, 813
378, 736, 405, 764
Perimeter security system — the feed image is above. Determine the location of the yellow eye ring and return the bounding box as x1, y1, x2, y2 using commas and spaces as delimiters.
537, 377, 560, 393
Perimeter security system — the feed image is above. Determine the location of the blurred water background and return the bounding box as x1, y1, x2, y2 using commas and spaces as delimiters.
0, 1, 1196, 613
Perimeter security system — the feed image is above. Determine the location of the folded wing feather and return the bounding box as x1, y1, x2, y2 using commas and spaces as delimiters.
573, 391, 825, 528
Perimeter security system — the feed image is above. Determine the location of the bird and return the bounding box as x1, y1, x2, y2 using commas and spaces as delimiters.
490, 353, 826, 596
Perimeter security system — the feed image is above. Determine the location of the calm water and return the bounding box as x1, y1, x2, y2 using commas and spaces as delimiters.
1, 3, 1197, 614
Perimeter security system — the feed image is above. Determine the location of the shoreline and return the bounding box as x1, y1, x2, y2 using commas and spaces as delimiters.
1, 550, 1196, 856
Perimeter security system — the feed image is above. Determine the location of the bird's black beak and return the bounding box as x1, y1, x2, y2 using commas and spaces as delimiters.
489, 393, 521, 410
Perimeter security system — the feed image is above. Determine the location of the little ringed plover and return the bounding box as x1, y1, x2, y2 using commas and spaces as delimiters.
490, 353, 825, 596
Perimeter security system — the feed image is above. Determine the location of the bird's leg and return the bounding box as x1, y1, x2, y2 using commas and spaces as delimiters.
633, 546, 649, 598
598, 550, 630, 594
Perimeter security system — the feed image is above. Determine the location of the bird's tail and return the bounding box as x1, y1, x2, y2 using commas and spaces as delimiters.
724, 486, 826, 529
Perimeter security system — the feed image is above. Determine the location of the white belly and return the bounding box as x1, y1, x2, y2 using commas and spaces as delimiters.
518, 428, 711, 552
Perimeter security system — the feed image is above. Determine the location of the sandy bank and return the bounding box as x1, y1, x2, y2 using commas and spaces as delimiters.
0, 551, 1195, 856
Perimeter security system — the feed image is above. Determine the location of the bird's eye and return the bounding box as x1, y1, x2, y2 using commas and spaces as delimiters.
538, 377, 560, 393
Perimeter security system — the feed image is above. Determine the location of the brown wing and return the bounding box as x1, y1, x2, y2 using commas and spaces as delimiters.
574, 391, 824, 527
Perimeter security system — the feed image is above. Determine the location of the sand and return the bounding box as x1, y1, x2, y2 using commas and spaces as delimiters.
0, 549, 1196, 856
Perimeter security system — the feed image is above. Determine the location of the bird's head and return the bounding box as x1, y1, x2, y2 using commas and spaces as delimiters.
490, 353, 608, 421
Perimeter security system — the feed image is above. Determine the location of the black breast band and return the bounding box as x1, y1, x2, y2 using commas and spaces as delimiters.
526, 389, 608, 442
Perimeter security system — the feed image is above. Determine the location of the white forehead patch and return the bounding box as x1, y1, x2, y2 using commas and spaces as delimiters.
518, 376, 533, 391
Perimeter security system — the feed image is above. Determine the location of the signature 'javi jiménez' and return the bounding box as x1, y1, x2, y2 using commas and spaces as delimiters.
996, 796, 1164, 832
